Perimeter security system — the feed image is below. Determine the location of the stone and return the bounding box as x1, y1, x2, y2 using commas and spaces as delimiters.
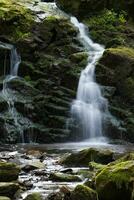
70, 185, 97, 200
49, 173, 82, 182
0, 182, 19, 198
60, 148, 114, 167
0, 162, 20, 182
24, 193, 42, 200
0, 197, 11, 200
95, 160, 134, 200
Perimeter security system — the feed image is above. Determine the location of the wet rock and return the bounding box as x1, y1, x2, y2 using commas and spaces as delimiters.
60, 148, 114, 167
49, 172, 82, 182
96, 46, 134, 142
24, 192, 42, 200
0, 162, 20, 182
0, 182, 19, 198
89, 162, 106, 172
95, 160, 134, 200
60, 168, 73, 174
0, 197, 11, 200
70, 185, 97, 200
47, 192, 63, 200
21, 161, 45, 172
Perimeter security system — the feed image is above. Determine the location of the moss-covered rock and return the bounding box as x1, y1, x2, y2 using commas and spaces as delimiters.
24, 193, 42, 200
70, 185, 97, 200
95, 160, 134, 200
0, 182, 19, 198
49, 173, 82, 182
96, 46, 134, 141
0, 162, 20, 182
60, 148, 114, 167
0, 197, 11, 200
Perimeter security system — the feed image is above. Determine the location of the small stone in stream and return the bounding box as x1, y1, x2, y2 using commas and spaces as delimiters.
60, 186, 71, 195
60, 168, 73, 174
24, 192, 42, 200
0, 182, 19, 198
49, 173, 82, 182
21, 161, 45, 172
0, 197, 11, 200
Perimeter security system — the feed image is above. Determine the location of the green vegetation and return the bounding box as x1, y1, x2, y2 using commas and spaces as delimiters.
84, 9, 127, 47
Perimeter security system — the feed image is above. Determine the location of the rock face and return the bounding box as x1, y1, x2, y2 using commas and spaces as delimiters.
0, 0, 87, 143
96, 47, 134, 141
56, 0, 134, 19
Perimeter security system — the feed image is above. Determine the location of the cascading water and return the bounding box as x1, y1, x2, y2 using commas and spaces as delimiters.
70, 17, 108, 140
0, 42, 25, 142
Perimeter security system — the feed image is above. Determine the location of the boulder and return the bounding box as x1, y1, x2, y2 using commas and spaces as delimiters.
49, 173, 82, 182
70, 185, 97, 200
0, 162, 20, 182
0, 182, 19, 198
95, 160, 134, 200
24, 193, 42, 200
60, 148, 114, 167
0, 197, 11, 200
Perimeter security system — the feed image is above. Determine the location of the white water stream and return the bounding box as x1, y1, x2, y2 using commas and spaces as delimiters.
70, 17, 108, 139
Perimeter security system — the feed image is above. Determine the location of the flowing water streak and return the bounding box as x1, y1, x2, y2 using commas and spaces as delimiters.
0, 42, 24, 142
70, 17, 108, 139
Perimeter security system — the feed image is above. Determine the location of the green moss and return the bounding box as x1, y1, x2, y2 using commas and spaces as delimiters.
96, 160, 134, 200
89, 161, 106, 172
108, 47, 134, 58
84, 9, 127, 47
24, 193, 42, 200
49, 173, 82, 182
60, 148, 114, 167
70, 185, 97, 200
0, 0, 34, 42
0, 162, 20, 182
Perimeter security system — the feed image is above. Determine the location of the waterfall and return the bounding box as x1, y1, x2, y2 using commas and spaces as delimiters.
0, 42, 25, 142
70, 17, 108, 140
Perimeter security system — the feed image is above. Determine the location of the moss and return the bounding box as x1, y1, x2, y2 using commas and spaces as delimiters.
70, 185, 97, 200
108, 47, 134, 58
49, 173, 82, 182
24, 193, 42, 200
89, 161, 106, 172
96, 160, 134, 200
0, 0, 35, 42
0, 197, 11, 200
0, 162, 20, 182
0, 182, 19, 198
84, 9, 127, 47
60, 148, 114, 167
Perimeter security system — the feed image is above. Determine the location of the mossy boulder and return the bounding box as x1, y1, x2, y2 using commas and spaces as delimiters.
60, 148, 114, 167
96, 160, 134, 200
49, 172, 82, 182
24, 193, 42, 200
96, 46, 134, 141
0, 182, 19, 198
0, 0, 34, 42
0, 197, 11, 200
70, 185, 97, 200
0, 162, 20, 182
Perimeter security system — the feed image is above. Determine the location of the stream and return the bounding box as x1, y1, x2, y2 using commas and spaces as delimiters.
0, 138, 134, 199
